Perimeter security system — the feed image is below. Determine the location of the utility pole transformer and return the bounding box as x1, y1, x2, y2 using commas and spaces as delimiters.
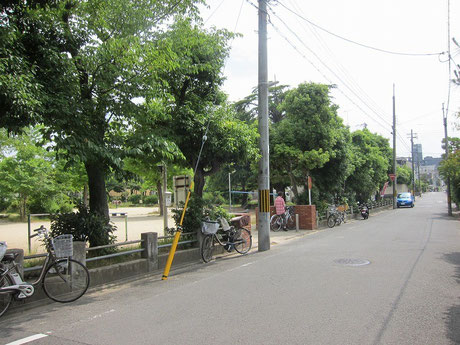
392, 85, 397, 209
443, 103, 453, 216
257, 0, 270, 251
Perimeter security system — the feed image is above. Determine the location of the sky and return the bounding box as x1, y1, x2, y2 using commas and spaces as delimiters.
199, 0, 460, 159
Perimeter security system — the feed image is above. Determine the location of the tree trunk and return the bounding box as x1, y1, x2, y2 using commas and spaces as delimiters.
288, 171, 299, 202
83, 184, 89, 207
194, 169, 206, 198
157, 180, 163, 216
19, 194, 27, 221
85, 161, 109, 220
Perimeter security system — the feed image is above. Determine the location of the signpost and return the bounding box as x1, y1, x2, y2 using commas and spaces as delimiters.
307, 176, 312, 206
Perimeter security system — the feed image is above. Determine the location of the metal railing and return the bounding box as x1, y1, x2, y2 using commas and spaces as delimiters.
23, 231, 198, 269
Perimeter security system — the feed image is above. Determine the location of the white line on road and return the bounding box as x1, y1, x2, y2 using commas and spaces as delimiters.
5, 334, 48, 345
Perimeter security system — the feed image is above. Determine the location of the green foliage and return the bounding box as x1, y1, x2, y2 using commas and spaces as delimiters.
171, 195, 229, 233
345, 129, 392, 202
396, 165, 412, 185
438, 137, 460, 206
203, 191, 226, 206
143, 195, 158, 205
128, 194, 142, 205
0, 127, 83, 219
271, 82, 353, 203
50, 204, 116, 248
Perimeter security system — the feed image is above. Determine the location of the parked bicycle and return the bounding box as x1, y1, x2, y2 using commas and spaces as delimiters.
270, 206, 296, 231
327, 205, 347, 228
0, 226, 90, 318
201, 218, 252, 263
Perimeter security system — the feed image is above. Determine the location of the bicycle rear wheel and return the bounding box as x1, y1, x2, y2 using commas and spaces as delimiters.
270, 215, 282, 231
201, 235, 214, 263
42, 258, 90, 303
327, 215, 336, 228
0, 273, 13, 318
286, 215, 296, 230
234, 228, 252, 254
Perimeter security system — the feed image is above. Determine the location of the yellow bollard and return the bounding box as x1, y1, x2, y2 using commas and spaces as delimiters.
162, 182, 194, 280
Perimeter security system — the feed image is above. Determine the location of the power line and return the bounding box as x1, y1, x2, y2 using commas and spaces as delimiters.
268, 19, 393, 133
284, 0, 395, 130
267, 5, 394, 132
204, 0, 227, 24
275, 1, 445, 57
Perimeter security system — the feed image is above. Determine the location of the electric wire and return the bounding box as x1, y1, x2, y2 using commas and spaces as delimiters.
285, 0, 395, 132
275, 0, 445, 57
268, 19, 393, 133
204, 0, 227, 24
267, 5, 394, 133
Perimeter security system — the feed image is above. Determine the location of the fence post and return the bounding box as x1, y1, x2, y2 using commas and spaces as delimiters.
72, 241, 87, 266
27, 214, 31, 254
141, 232, 158, 271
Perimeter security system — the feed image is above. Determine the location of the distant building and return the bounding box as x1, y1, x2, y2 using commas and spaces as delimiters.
423, 156, 442, 167
414, 144, 423, 165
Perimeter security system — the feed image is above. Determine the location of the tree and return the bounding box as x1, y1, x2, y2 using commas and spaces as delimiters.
0, 127, 83, 218
345, 129, 392, 202
271, 82, 352, 202
0, 0, 202, 220
154, 19, 258, 197
396, 165, 412, 186
439, 137, 460, 206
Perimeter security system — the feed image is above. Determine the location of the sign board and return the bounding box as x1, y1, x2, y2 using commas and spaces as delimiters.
307, 176, 312, 190
380, 181, 389, 197
389, 174, 396, 181
173, 175, 191, 206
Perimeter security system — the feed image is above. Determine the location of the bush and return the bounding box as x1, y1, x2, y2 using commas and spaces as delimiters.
128, 194, 142, 204
50, 203, 116, 248
143, 194, 158, 205
203, 191, 226, 205
172, 195, 229, 233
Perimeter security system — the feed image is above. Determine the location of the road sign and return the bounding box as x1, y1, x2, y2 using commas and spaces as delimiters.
389, 174, 396, 181
307, 176, 312, 190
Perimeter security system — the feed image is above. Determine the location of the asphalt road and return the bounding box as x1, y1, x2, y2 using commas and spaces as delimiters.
1, 192, 459, 345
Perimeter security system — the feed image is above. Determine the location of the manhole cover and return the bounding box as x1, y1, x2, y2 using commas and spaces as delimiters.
334, 258, 371, 266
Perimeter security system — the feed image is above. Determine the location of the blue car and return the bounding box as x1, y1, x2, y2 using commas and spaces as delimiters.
397, 192, 414, 208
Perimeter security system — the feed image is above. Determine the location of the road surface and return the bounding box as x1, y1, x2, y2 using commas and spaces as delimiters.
1, 192, 458, 345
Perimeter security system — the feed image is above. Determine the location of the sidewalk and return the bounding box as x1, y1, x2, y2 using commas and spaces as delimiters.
250, 228, 319, 250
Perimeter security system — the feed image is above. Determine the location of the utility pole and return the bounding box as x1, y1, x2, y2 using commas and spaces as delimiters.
257, 0, 270, 251
392, 85, 397, 209
408, 130, 418, 196
163, 165, 168, 231
228, 172, 232, 213
443, 103, 453, 216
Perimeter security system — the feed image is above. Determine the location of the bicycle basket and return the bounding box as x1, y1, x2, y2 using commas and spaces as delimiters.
52, 234, 73, 258
201, 220, 220, 235
0, 242, 6, 261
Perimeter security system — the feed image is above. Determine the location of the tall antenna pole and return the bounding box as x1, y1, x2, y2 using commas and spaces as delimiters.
443, 103, 453, 216
257, 0, 270, 251
392, 84, 397, 209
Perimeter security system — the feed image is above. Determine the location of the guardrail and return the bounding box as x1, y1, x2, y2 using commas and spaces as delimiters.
23, 232, 198, 272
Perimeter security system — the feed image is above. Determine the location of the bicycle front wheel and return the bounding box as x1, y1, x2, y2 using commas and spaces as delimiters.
0, 273, 14, 318
42, 258, 90, 303
327, 215, 336, 228
201, 235, 214, 263
234, 228, 252, 255
270, 215, 282, 231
